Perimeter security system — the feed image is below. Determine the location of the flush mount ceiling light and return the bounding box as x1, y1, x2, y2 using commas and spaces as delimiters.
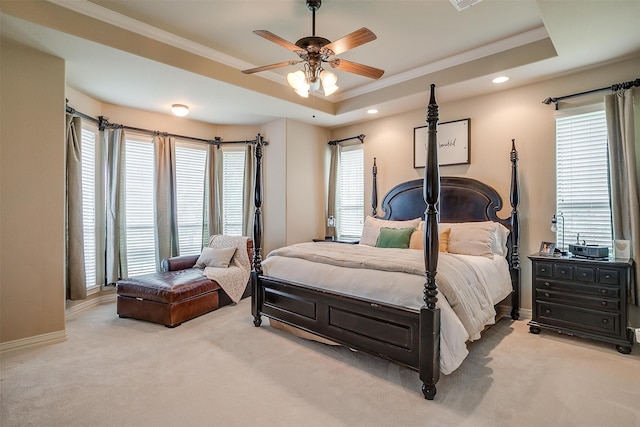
492, 76, 510, 84
367, 109, 378, 114
242, 0, 384, 98
171, 104, 189, 117
449, 0, 482, 11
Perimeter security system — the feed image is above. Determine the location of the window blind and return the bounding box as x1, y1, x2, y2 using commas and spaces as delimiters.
175, 142, 207, 255
81, 126, 97, 288
556, 109, 612, 251
222, 149, 245, 236
124, 137, 156, 276
337, 144, 364, 240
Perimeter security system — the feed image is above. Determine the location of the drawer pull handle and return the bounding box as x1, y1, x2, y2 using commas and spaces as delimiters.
581, 272, 587, 277
602, 318, 609, 324
545, 282, 550, 287
544, 293, 550, 298
600, 289, 607, 294
541, 268, 547, 272
601, 301, 608, 306
604, 274, 611, 279
545, 309, 551, 314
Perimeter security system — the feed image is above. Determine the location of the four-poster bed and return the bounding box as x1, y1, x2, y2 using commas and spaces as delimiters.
249, 84, 521, 399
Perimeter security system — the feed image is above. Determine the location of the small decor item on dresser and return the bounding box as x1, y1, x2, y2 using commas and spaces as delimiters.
614, 240, 631, 259
538, 241, 555, 255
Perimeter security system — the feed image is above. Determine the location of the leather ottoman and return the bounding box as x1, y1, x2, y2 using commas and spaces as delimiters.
117, 268, 221, 327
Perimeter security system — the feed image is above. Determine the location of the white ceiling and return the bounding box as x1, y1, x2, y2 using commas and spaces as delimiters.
1, 0, 639, 128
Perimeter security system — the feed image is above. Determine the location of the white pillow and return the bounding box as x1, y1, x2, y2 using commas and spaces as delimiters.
359, 216, 421, 246
194, 246, 237, 268
442, 221, 510, 257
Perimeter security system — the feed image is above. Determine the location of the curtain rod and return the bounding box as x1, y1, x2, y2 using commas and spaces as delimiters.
542, 78, 639, 110
65, 101, 265, 146
328, 134, 365, 146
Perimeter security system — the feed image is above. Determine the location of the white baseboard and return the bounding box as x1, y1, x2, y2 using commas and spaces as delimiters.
65, 292, 116, 318
0, 330, 67, 354
0, 294, 117, 354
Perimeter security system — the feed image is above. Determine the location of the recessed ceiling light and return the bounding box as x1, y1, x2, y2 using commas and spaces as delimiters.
367, 109, 378, 114
492, 76, 510, 84
171, 104, 189, 116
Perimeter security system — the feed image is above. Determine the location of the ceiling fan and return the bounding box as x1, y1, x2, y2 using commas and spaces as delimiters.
241, 0, 384, 97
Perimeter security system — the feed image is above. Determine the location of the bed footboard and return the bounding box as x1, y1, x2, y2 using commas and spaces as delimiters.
254, 275, 421, 370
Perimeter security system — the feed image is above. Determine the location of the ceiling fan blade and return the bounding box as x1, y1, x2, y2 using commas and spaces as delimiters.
329, 59, 384, 79
253, 30, 301, 52
242, 60, 300, 74
323, 28, 377, 56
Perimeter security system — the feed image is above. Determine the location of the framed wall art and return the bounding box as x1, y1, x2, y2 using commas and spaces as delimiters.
413, 118, 470, 168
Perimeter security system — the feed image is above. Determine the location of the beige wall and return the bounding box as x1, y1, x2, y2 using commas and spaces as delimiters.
330, 56, 640, 311
285, 120, 329, 245
1, 38, 66, 343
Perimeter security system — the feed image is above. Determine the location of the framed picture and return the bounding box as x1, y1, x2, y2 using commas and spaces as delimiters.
539, 241, 556, 255
414, 118, 470, 168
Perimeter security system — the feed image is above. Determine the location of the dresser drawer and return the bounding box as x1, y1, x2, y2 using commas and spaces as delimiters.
536, 302, 621, 336
553, 264, 574, 280
534, 279, 620, 298
535, 289, 620, 311
575, 266, 595, 282
535, 262, 553, 277
599, 269, 619, 285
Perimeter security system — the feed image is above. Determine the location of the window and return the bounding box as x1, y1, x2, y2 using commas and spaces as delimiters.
124, 135, 156, 276
555, 109, 612, 251
221, 147, 246, 236
336, 144, 364, 241
76, 125, 250, 283
80, 124, 99, 289
175, 141, 207, 255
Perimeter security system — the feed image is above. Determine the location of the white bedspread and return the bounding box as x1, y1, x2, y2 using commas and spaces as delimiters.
262, 242, 512, 374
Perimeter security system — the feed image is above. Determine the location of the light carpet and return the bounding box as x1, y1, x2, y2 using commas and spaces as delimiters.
1, 299, 638, 427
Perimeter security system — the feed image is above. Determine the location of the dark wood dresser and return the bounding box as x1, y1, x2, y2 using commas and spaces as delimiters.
528, 254, 634, 354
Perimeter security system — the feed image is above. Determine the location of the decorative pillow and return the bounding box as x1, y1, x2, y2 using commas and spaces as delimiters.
447, 227, 494, 258
194, 246, 237, 268
409, 227, 451, 252
375, 227, 415, 249
359, 216, 421, 246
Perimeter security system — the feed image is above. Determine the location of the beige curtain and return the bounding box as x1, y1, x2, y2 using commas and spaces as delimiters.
105, 128, 126, 284
325, 143, 339, 239
605, 87, 640, 307
154, 135, 179, 268
65, 114, 87, 300
243, 144, 255, 237
205, 144, 223, 240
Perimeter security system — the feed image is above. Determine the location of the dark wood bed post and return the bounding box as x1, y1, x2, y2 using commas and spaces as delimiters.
509, 139, 521, 320
420, 84, 441, 400
371, 158, 378, 216
252, 133, 264, 327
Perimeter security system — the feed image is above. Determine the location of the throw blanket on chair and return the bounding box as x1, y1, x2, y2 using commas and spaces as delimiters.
203, 235, 251, 303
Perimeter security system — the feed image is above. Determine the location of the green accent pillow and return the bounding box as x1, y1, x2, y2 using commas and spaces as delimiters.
375, 227, 415, 249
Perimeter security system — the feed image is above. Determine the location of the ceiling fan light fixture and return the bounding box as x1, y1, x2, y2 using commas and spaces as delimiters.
288, 71, 311, 97
171, 104, 189, 117
319, 70, 339, 95
287, 70, 306, 89
323, 83, 339, 97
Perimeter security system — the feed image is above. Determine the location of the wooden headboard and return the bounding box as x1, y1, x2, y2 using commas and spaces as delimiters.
379, 176, 509, 229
